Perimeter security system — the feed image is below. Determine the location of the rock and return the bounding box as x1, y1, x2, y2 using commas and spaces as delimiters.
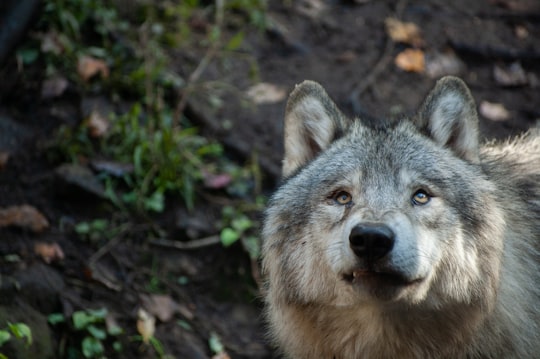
0, 301, 55, 359
55, 163, 107, 198
11, 263, 65, 314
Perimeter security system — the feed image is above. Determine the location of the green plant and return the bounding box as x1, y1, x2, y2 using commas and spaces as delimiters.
220, 204, 262, 260
39, 0, 268, 213
130, 335, 170, 359
0, 322, 32, 359
74, 219, 110, 243
48, 308, 123, 359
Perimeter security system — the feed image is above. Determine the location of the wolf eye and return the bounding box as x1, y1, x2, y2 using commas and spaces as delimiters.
412, 189, 430, 205
334, 191, 352, 205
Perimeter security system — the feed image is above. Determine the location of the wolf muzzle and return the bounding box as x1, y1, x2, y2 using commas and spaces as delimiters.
349, 223, 395, 265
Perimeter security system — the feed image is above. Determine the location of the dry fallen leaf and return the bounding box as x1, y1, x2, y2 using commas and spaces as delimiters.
86, 110, 110, 138
40, 31, 64, 55
203, 173, 232, 189
335, 50, 357, 63
394, 49, 425, 73
385, 18, 424, 47
34, 242, 65, 263
514, 25, 528, 39
493, 62, 528, 87
0, 152, 9, 170
479, 101, 510, 122
425, 50, 465, 78
212, 353, 231, 359
136, 308, 156, 344
140, 294, 178, 322
246, 83, 287, 105
0, 205, 49, 233
41, 75, 69, 99
105, 313, 123, 335
77, 55, 110, 82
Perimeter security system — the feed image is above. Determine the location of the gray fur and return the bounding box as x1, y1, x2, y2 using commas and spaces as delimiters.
262, 76, 540, 358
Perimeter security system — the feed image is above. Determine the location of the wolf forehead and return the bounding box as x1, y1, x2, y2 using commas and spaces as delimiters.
278, 121, 470, 196
266, 76, 499, 239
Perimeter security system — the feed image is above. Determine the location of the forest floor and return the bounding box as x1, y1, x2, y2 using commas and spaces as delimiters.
0, 0, 539, 358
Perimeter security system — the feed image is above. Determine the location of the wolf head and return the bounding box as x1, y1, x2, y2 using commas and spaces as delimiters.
263, 77, 504, 309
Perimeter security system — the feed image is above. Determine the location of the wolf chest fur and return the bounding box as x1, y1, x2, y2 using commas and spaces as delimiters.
261, 77, 540, 358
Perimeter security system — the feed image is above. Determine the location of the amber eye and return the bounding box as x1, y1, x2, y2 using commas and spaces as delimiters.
334, 191, 352, 205
412, 189, 430, 205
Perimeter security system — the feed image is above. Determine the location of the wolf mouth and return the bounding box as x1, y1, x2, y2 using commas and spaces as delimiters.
342, 270, 420, 287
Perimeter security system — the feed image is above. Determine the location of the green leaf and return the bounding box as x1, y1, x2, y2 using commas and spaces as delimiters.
220, 228, 240, 247
81, 336, 104, 358
144, 191, 165, 212
90, 219, 108, 231
112, 340, 122, 352
87, 308, 107, 319
122, 191, 137, 204
208, 332, 224, 354
226, 31, 245, 51
86, 325, 106, 340
47, 313, 66, 325
73, 311, 93, 330
107, 325, 123, 336
241, 235, 261, 260
149, 337, 165, 357
16, 48, 39, 65
177, 276, 189, 285
74, 222, 91, 235
8, 323, 32, 345
177, 320, 192, 331
0, 330, 11, 347
231, 216, 252, 233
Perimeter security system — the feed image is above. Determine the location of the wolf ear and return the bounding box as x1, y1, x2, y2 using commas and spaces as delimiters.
282, 81, 349, 177
417, 76, 479, 162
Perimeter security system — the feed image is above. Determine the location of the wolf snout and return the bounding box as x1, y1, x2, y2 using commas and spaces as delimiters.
349, 223, 395, 263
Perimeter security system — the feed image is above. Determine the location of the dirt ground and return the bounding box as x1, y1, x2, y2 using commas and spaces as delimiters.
0, 0, 539, 358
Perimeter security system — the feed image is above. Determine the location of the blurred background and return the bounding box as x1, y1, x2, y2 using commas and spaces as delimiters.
0, 0, 538, 358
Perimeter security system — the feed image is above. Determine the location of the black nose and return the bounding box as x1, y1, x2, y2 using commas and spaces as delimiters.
349, 223, 395, 262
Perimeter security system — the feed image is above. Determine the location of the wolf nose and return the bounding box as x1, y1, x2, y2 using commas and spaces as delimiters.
349, 223, 395, 262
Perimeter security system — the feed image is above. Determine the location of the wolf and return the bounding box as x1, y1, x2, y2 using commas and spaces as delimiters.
261, 76, 540, 359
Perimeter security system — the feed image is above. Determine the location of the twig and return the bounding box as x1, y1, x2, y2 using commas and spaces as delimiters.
87, 223, 134, 265
175, 0, 225, 122
348, 0, 408, 109
149, 235, 222, 250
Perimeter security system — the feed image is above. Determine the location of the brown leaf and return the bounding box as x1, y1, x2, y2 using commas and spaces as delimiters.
34, 242, 65, 263
514, 25, 528, 39
385, 18, 424, 47
136, 308, 156, 344
86, 110, 110, 138
40, 31, 64, 55
335, 50, 357, 63
493, 62, 528, 87
212, 353, 231, 359
394, 49, 425, 73
0, 205, 49, 233
141, 294, 178, 322
0, 152, 9, 170
425, 50, 465, 78
41, 75, 69, 99
77, 55, 109, 82
246, 83, 287, 105
203, 173, 232, 189
479, 101, 510, 122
